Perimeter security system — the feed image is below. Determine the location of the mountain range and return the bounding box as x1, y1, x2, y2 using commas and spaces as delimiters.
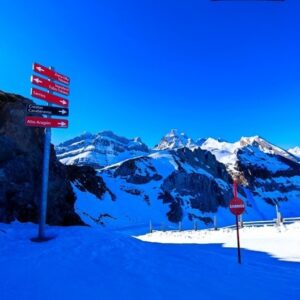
56, 129, 300, 230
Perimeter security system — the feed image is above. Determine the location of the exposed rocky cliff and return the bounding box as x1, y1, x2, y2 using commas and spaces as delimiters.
0, 91, 85, 225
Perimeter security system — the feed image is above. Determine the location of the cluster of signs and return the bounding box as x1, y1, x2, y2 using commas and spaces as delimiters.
25, 63, 70, 129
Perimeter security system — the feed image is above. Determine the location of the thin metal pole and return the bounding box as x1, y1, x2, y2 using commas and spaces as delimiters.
234, 179, 238, 198
38, 66, 54, 240
236, 215, 241, 264
233, 178, 241, 264
214, 215, 217, 230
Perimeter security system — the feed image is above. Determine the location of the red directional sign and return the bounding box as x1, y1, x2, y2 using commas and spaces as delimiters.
33, 63, 70, 85
229, 198, 245, 216
25, 116, 68, 128
31, 88, 69, 107
31, 75, 69, 96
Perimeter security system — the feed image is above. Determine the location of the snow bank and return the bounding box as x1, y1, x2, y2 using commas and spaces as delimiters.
137, 222, 300, 262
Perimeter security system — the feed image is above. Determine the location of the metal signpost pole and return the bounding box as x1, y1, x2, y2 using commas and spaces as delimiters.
38, 67, 54, 241
236, 215, 241, 264
233, 179, 241, 264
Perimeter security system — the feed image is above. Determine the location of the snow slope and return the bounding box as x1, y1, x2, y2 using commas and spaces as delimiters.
137, 222, 300, 262
73, 149, 236, 232
1, 222, 300, 300
72, 147, 300, 231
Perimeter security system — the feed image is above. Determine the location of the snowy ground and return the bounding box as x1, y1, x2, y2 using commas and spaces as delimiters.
1, 222, 300, 300
137, 222, 300, 263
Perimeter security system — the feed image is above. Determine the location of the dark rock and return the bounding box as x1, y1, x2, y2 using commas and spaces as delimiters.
166, 198, 183, 223
113, 157, 162, 184
0, 91, 83, 225
66, 164, 115, 200
161, 171, 232, 214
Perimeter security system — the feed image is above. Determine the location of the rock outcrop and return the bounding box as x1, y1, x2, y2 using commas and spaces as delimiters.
0, 91, 83, 225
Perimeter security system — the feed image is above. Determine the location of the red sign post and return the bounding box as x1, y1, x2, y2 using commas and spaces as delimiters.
229, 180, 245, 264
33, 63, 70, 85
31, 88, 69, 107
27, 63, 70, 242
25, 116, 68, 128
31, 75, 69, 96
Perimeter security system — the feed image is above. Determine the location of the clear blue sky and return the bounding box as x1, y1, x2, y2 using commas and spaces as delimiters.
1, 0, 299, 148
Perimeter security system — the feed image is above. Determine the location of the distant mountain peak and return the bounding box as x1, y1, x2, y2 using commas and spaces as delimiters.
56, 130, 149, 168
238, 135, 296, 161
289, 146, 300, 158
239, 135, 263, 146
154, 129, 196, 150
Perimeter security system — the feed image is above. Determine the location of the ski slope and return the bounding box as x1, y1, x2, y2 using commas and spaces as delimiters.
137, 222, 300, 262
1, 222, 300, 300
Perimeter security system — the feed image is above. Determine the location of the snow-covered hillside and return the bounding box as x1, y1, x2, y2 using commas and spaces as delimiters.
58, 130, 300, 230
73, 148, 235, 231
1, 222, 300, 300
72, 150, 300, 232
56, 131, 149, 168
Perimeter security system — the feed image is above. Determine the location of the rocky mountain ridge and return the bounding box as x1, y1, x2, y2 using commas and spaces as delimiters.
59, 130, 300, 229
56, 130, 149, 169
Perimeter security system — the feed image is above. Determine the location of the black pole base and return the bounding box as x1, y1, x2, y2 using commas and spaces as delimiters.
30, 235, 56, 243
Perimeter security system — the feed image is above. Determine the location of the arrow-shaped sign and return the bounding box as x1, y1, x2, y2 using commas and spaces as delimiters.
31, 75, 69, 96
58, 121, 67, 127
27, 104, 69, 117
33, 77, 43, 84
25, 116, 69, 128
31, 88, 69, 108
58, 109, 68, 115
33, 63, 70, 85
36, 66, 44, 72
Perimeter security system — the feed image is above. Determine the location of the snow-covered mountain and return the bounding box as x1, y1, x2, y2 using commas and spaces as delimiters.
200, 135, 297, 175
56, 131, 149, 168
57, 130, 300, 229
289, 146, 300, 158
73, 147, 233, 229
72, 146, 300, 230
154, 129, 198, 150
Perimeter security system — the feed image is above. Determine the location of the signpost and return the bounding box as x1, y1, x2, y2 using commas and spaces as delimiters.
229, 180, 245, 264
31, 75, 69, 96
33, 63, 70, 85
27, 104, 69, 116
26, 62, 70, 242
31, 87, 69, 107
25, 116, 68, 128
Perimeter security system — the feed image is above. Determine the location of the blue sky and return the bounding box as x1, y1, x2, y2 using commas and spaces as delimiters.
0, 0, 299, 148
